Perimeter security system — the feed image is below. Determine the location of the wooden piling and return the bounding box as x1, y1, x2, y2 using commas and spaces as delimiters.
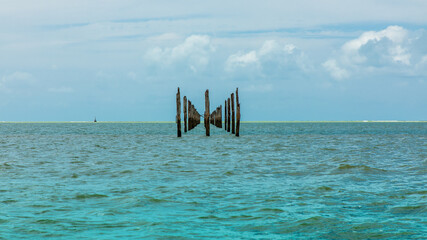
231, 93, 235, 134
224, 100, 227, 131
205, 90, 210, 136
219, 105, 222, 128
183, 96, 187, 133
196, 111, 200, 125
236, 88, 240, 137
188, 101, 191, 130
188, 100, 193, 131
212, 111, 215, 126
176, 88, 181, 137
227, 98, 231, 132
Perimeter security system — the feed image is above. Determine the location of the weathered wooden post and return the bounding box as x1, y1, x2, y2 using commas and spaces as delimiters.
231, 93, 235, 134
189, 100, 193, 131
236, 88, 240, 137
224, 100, 227, 131
196, 111, 200, 125
183, 96, 187, 133
205, 90, 210, 136
227, 98, 231, 132
176, 88, 182, 137
188, 100, 191, 130
213, 108, 216, 127
212, 111, 215, 126
219, 105, 222, 128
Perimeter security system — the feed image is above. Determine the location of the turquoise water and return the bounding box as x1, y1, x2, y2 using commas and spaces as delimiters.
0, 122, 426, 239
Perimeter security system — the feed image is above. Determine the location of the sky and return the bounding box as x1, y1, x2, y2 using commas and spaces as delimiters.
0, 0, 426, 121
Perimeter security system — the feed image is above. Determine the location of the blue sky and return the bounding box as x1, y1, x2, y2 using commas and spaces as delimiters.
0, 0, 426, 121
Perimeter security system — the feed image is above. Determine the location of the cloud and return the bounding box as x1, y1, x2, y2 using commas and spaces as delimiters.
47, 87, 74, 93
225, 40, 308, 78
145, 35, 214, 73
342, 25, 410, 65
0, 71, 36, 91
324, 25, 426, 80
127, 71, 137, 80
322, 59, 349, 80
225, 51, 259, 71
242, 83, 273, 93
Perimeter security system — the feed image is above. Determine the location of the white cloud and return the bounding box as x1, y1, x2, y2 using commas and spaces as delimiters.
0, 71, 36, 91
48, 87, 74, 93
322, 59, 349, 80
145, 35, 214, 73
343, 26, 407, 53
242, 84, 273, 93
342, 25, 410, 66
127, 71, 137, 80
147, 33, 181, 42
324, 25, 426, 79
258, 40, 279, 56
225, 51, 259, 71
96, 70, 112, 79
225, 40, 307, 76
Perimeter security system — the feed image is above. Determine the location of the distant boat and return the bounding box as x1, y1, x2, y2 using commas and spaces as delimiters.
94, 117, 97, 123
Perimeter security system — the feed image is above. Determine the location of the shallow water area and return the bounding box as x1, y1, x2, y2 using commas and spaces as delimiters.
1, 122, 426, 239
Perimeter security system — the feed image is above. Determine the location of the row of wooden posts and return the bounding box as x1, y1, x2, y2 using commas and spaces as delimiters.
176, 87, 240, 137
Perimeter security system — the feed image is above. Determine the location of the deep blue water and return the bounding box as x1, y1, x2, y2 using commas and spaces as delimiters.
0, 122, 426, 239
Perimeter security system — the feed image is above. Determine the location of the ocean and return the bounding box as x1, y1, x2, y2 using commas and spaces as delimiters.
0, 122, 426, 239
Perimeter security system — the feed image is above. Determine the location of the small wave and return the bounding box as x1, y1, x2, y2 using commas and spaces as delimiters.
94, 144, 107, 149
258, 208, 284, 213
199, 214, 221, 220
0, 162, 12, 169
390, 205, 426, 215
317, 186, 333, 191
334, 164, 387, 174
278, 216, 340, 234
321, 148, 337, 151
120, 170, 133, 174
74, 193, 108, 199
406, 190, 427, 195
143, 196, 169, 204
35, 219, 60, 224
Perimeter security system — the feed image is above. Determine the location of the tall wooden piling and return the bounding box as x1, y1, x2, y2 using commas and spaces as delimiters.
224, 100, 228, 131
188, 100, 192, 130
227, 98, 231, 132
183, 96, 187, 133
219, 105, 222, 128
231, 93, 235, 134
212, 111, 216, 126
205, 90, 210, 136
236, 88, 240, 137
176, 88, 181, 137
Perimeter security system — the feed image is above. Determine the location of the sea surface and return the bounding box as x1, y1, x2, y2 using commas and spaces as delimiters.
0, 122, 426, 239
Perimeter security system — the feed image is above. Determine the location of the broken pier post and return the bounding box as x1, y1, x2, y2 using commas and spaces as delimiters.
205, 90, 210, 136
231, 93, 235, 134
227, 98, 231, 132
236, 88, 240, 137
176, 88, 182, 137
183, 96, 187, 133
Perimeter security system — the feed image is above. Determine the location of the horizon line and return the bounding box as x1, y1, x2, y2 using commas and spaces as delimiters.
0, 120, 426, 123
